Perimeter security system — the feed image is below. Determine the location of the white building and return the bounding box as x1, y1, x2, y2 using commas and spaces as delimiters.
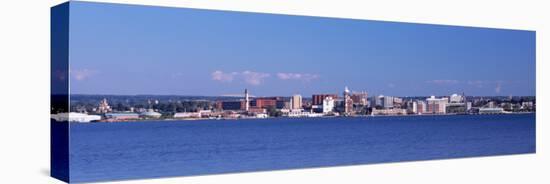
449, 94, 464, 103
290, 94, 302, 110
322, 96, 335, 113
287, 111, 324, 118
479, 107, 505, 114
51, 112, 102, 123
173, 112, 201, 119
371, 108, 407, 115
426, 96, 448, 114
140, 109, 162, 118
416, 100, 427, 114
407, 101, 418, 114
381, 95, 394, 109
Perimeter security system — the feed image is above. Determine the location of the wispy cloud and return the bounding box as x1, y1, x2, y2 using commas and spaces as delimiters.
211, 70, 270, 85
276, 72, 319, 82
242, 70, 270, 85
467, 80, 485, 88
211, 70, 237, 82
425, 79, 459, 85
495, 82, 502, 94
70, 69, 97, 81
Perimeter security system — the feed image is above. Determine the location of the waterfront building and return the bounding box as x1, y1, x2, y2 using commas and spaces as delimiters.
371, 108, 407, 116
140, 109, 162, 119
479, 107, 505, 114
286, 111, 324, 118
218, 101, 244, 111
290, 94, 303, 110
51, 112, 102, 123
251, 97, 282, 109
105, 113, 140, 120
417, 101, 427, 114
350, 91, 368, 106
173, 112, 201, 119
406, 101, 418, 114
450, 94, 464, 103
426, 96, 448, 114
312, 94, 338, 105
322, 96, 335, 113
375, 95, 394, 109
343, 87, 353, 115
522, 101, 534, 109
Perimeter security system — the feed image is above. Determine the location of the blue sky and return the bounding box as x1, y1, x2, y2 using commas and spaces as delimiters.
68, 2, 535, 97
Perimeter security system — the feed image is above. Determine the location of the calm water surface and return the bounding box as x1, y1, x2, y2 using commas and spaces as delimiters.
69, 114, 535, 182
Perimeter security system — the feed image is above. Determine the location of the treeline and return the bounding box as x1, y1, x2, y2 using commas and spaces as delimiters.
69, 95, 232, 113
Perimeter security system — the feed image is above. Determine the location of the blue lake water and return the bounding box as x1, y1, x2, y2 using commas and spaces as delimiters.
69, 114, 535, 182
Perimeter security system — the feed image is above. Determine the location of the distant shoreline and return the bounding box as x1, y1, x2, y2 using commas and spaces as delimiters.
59, 112, 536, 124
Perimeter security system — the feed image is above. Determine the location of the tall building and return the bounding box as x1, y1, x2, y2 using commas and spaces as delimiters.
417, 100, 427, 114
350, 91, 368, 106
290, 94, 302, 110
407, 101, 418, 114
426, 96, 448, 114
343, 86, 353, 114
312, 94, 338, 105
322, 96, 335, 113
244, 89, 250, 111
376, 95, 394, 109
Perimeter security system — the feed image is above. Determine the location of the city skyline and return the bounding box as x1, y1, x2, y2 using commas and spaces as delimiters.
68, 2, 535, 97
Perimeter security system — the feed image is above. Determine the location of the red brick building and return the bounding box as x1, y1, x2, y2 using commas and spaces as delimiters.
312, 94, 338, 105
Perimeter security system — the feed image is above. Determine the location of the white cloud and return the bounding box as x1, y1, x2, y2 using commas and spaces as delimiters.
276, 72, 319, 82
242, 70, 270, 85
211, 70, 270, 85
70, 69, 97, 81
211, 70, 236, 82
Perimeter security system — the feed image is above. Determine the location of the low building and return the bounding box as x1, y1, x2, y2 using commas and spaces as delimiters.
140, 109, 162, 118
105, 113, 140, 121
173, 112, 201, 119
371, 108, 407, 116
479, 107, 505, 114
51, 112, 102, 123
286, 111, 324, 118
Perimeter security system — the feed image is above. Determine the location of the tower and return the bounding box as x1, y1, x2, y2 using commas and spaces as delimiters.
244, 89, 250, 111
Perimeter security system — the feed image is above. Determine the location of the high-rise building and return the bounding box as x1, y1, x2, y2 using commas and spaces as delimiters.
426, 96, 448, 114
407, 101, 418, 114
350, 91, 368, 106
244, 89, 250, 111
376, 95, 394, 109
343, 86, 353, 114
417, 100, 427, 114
312, 94, 338, 105
290, 94, 302, 110
322, 96, 335, 113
